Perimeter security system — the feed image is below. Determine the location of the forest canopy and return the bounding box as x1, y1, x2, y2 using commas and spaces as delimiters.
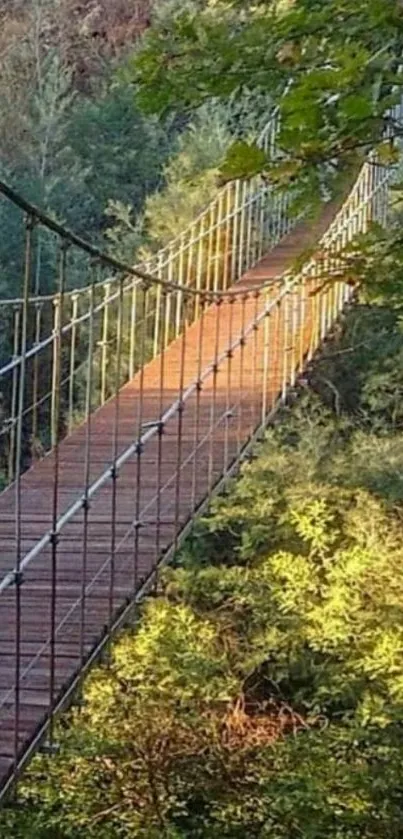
131, 0, 403, 203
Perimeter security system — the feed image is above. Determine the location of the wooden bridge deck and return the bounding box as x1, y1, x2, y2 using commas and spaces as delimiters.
0, 206, 338, 792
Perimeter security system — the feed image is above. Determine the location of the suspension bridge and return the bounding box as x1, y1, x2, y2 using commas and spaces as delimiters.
0, 102, 398, 799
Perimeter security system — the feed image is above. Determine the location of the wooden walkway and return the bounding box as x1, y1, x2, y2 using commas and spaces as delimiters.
0, 205, 338, 792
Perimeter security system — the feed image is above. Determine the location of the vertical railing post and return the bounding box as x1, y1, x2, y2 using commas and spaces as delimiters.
237, 181, 247, 278
364, 162, 373, 231
153, 274, 163, 360
231, 181, 241, 285
173, 294, 188, 554
129, 280, 137, 381
224, 296, 235, 475
236, 294, 247, 454
101, 281, 112, 406
79, 266, 96, 669
213, 192, 224, 293
31, 301, 42, 444
251, 291, 260, 433
282, 283, 290, 401
207, 298, 222, 493
305, 272, 314, 363
165, 244, 174, 348
258, 179, 268, 259
175, 234, 186, 337
273, 293, 282, 403
191, 296, 206, 514
245, 179, 254, 271
298, 280, 306, 373
206, 204, 215, 294
251, 178, 261, 267
51, 297, 61, 450
48, 239, 67, 746
311, 266, 321, 360
68, 293, 79, 435
261, 290, 271, 425
108, 274, 124, 639
289, 283, 298, 387
186, 223, 196, 325
13, 214, 34, 782
133, 285, 149, 590
320, 262, 328, 343
195, 216, 205, 320
8, 305, 21, 484
222, 185, 232, 292
155, 287, 168, 586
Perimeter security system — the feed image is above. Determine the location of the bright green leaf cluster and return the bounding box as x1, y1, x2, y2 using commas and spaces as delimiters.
4, 304, 403, 837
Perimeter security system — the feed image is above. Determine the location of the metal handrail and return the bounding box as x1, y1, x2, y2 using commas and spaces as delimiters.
0, 122, 397, 593
0, 109, 280, 306
0, 87, 401, 802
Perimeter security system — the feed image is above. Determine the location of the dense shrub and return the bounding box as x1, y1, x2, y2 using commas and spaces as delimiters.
3, 304, 403, 837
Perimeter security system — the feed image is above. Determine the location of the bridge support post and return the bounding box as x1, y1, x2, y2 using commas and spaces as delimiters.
68, 294, 79, 434
13, 214, 35, 784
7, 305, 21, 484
191, 298, 206, 514
133, 286, 149, 591
261, 291, 271, 425
48, 242, 68, 750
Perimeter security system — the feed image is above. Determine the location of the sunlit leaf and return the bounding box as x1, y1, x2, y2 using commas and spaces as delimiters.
219, 140, 268, 182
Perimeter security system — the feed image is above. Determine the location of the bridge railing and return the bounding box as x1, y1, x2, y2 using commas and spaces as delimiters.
136, 108, 286, 283
0, 108, 297, 490
0, 93, 401, 799
0, 125, 396, 601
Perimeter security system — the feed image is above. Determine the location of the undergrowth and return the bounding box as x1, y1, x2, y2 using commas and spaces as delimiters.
2, 303, 403, 837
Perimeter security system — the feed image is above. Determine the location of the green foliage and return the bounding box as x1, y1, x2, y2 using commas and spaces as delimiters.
0, 7, 176, 297
308, 304, 403, 429
130, 0, 403, 208
4, 305, 403, 836
219, 140, 267, 182
64, 84, 172, 235
105, 97, 263, 260
337, 210, 403, 308
141, 102, 233, 247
